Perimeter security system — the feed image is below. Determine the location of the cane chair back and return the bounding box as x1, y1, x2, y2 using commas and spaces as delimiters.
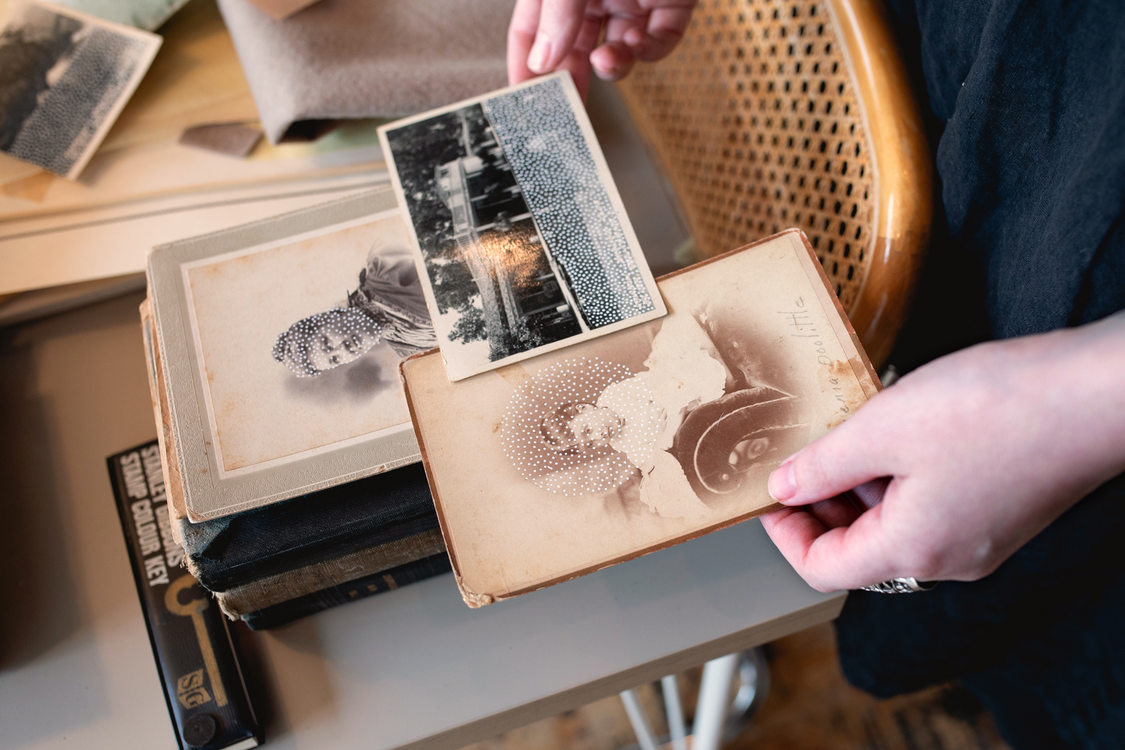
618, 0, 932, 367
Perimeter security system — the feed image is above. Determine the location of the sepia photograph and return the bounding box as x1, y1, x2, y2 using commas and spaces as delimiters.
402, 231, 881, 606
0, 0, 161, 178
379, 72, 665, 381
181, 212, 434, 476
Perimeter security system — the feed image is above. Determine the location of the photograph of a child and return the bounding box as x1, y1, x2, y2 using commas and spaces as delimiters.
183, 213, 433, 474
500, 313, 810, 522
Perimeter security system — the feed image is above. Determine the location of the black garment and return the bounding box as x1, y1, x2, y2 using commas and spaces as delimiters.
835, 2, 1125, 748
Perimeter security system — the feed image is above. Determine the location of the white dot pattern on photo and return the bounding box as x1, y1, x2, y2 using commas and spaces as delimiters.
483, 79, 655, 327
500, 356, 657, 496
8, 25, 146, 176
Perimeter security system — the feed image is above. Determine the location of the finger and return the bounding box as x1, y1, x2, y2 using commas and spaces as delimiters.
528, 0, 593, 74
759, 507, 829, 581
590, 41, 637, 80
762, 503, 898, 591
564, 9, 606, 97
806, 495, 864, 528
766, 404, 896, 507
851, 477, 889, 509
508, 0, 544, 84
626, 6, 694, 61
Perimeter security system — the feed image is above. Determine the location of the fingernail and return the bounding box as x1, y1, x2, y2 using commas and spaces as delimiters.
528, 33, 552, 74
592, 60, 619, 81
768, 457, 797, 502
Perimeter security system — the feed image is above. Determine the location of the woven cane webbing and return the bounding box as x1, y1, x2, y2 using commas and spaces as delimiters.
619, 0, 877, 312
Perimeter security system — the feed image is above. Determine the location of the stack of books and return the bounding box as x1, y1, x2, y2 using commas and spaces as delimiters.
140, 187, 452, 629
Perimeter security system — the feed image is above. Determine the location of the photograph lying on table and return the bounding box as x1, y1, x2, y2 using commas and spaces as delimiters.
147, 188, 432, 521
402, 230, 881, 607
379, 71, 665, 381
0, 0, 160, 178
51, 0, 190, 30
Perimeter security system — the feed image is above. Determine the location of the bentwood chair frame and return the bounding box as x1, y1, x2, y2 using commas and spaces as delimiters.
619, 0, 932, 368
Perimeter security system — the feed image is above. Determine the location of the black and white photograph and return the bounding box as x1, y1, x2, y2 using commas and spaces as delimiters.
179, 212, 432, 477
0, 0, 161, 178
379, 72, 665, 381
52, 0, 191, 31
147, 188, 430, 521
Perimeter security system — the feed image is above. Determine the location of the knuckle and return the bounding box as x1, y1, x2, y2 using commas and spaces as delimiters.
902, 543, 945, 581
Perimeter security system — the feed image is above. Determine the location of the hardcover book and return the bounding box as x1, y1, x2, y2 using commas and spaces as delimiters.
146, 187, 435, 521
107, 442, 261, 750
401, 229, 881, 607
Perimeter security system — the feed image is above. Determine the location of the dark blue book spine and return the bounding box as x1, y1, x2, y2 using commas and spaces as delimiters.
180, 461, 441, 592
108, 441, 262, 750
242, 553, 452, 630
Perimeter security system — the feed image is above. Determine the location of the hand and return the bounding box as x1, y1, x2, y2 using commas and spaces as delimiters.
761, 314, 1125, 592
508, 0, 697, 97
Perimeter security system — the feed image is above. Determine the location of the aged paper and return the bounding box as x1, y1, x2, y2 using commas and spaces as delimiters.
403, 230, 880, 606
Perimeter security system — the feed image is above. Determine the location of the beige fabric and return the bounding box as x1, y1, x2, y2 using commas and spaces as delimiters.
178, 122, 263, 157
217, 0, 514, 142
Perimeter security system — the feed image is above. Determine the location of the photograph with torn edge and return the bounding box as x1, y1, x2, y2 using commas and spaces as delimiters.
379, 72, 665, 382
147, 189, 431, 521
0, 0, 161, 178
402, 230, 881, 607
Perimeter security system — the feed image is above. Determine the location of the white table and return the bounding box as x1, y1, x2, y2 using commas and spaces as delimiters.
0, 83, 844, 750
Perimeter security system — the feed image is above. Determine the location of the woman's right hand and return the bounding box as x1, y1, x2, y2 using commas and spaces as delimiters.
508, 0, 698, 97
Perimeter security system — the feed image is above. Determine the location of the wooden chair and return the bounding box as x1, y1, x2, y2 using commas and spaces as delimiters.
618, 0, 932, 368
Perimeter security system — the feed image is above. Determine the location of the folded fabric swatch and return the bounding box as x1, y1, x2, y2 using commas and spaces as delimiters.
216, 0, 513, 142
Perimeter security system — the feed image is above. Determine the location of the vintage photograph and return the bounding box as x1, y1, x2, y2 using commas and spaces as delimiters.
0, 0, 161, 178
401, 231, 881, 605
182, 212, 434, 475
379, 72, 665, 381
53, 0, 191, 30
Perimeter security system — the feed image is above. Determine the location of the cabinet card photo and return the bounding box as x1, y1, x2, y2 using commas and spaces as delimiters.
147, 188, 430, 521
402, 230, 880, 607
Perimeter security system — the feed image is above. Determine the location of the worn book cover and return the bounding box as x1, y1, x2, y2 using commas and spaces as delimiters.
401, 230, 881, 607
147, 187, 435, 521
108, 442, 261, 750
240, 553, 453, 631
214, 527, 446, 617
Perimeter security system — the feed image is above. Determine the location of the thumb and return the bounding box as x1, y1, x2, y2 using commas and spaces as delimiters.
767, 407, 890, 506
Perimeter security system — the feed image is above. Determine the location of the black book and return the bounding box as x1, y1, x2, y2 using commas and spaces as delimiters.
178, 459, 441, 592
108, 443, 261, 750
241, 553, 453, 630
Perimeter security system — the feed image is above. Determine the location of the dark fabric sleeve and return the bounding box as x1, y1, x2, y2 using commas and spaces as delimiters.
836, 2, 1125, 745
